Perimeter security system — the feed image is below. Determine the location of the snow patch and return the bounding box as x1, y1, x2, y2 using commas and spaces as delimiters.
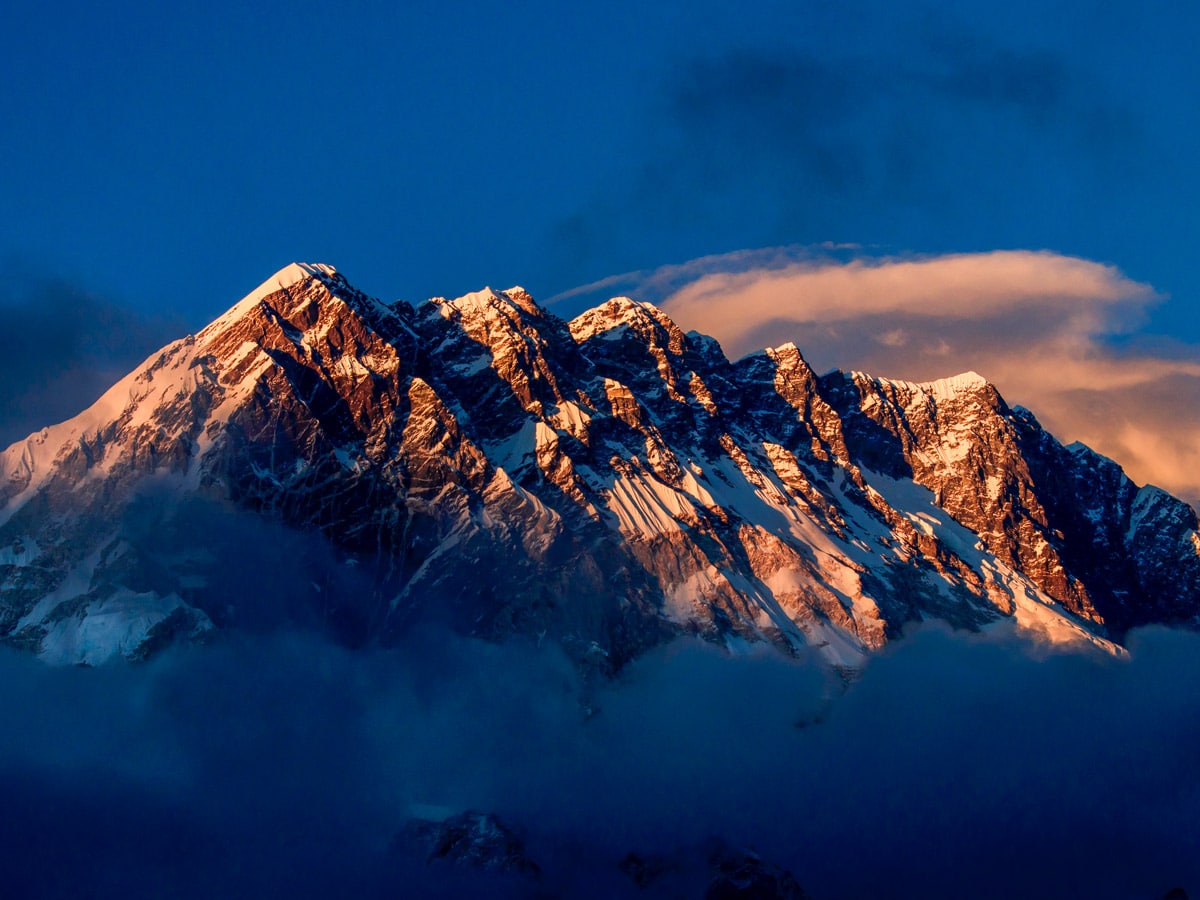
452, 351, 494, 377
864, 469, 1117, 653
38, 591, 213, 666
0, 537, 40, 567
605, 468, 699, 537
853, 370, 989, 404
1128, 484, 1170, 541
547, 401, 593, 441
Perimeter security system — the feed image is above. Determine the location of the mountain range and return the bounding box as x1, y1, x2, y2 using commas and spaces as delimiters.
2, 262, 1198, 666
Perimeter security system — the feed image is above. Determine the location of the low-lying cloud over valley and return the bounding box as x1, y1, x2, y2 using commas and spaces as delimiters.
1, 624, 1197, 898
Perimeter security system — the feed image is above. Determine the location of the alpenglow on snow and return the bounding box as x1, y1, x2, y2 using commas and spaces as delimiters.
2, 263, 1199, 664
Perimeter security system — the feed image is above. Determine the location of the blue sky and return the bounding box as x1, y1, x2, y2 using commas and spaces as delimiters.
4, 1, 1200, 494
4, 1, 1196, 321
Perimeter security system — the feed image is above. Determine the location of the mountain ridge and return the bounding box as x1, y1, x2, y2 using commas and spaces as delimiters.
2, 262, 1197, 665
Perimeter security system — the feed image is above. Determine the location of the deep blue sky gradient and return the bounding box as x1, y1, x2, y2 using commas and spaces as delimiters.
4, 1, 1198, 337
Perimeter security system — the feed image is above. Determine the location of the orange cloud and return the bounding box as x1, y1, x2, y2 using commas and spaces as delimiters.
651, 249, 1200, 505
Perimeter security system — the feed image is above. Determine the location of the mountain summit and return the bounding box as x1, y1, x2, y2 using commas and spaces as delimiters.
2, 264, 1198, 665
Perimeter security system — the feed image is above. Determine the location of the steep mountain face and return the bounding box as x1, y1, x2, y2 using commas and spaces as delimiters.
821, 372, 1200, 638
2, 263, 1198, 665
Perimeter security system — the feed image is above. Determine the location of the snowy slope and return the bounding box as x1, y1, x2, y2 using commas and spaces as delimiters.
3, 263, 1198, 665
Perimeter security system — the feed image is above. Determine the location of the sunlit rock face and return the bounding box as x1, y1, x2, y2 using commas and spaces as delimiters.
2, 263, 1198, 665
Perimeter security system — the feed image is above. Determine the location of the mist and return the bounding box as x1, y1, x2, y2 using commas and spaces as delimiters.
0, 618, 1196, 898
0, 265, 182, 448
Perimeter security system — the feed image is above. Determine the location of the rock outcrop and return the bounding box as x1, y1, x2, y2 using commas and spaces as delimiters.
2, 263, 1197, 664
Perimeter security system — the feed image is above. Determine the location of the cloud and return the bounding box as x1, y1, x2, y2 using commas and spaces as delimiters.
639, 247, 1200, 505
0, 264, 183, 448
1, 624, 1198, 898
544, 245, 835, 309
663, 249, 1154, 334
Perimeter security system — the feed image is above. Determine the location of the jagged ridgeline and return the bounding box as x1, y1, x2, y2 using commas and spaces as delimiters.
2, 263, 1198, 665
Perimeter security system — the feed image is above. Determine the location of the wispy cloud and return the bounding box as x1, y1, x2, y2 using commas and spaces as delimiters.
545, 244, 864, 309
663, 249, 1154, 335
628, 247, 1200, 505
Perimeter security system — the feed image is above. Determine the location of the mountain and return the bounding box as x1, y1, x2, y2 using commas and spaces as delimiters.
2, 262, 1198, 666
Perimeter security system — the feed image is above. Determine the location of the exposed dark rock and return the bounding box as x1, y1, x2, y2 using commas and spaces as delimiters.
3, 262, 1198, 664
617, 840, 809, 899
399, 811, 540, 878
705, 844, 808, 899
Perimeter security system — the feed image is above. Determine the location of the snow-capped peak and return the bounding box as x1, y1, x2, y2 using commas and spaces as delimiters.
203, 262, 339, 335
5, 262, 1200, 668
567, 296, 676, 343
449, 286, 504, 306
427, 285, 550, 324
247, 262, 337, 303
850, 369, 990, 403
917, 370, 989, 400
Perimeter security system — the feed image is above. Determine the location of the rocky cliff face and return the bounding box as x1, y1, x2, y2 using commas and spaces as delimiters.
2, 263, 1197, 664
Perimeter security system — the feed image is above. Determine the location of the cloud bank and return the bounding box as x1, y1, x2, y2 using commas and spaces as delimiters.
641, 248, 1200, 506
0, 264, 182, 449
0, 625, 1197, 898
